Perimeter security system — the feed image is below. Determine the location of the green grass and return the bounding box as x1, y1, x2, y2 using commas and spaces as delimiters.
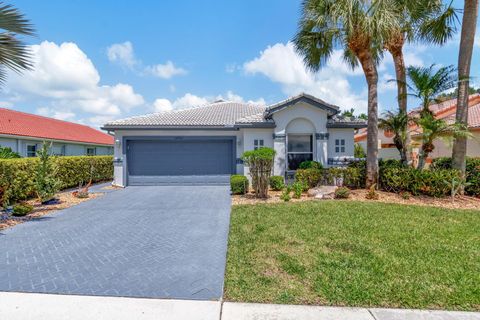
224, 201, 480, 310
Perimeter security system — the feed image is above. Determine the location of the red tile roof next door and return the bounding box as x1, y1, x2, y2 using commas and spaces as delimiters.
0, 108, 113, 145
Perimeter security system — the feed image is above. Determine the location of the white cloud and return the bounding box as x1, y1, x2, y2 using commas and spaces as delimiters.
107, 41, 137, 69
378, 73, 397, 93
37, 107, 76, 121
146, 61, 187, 79
243, 42, 367, 113
153, 98, 173, 112
152, 91, 265, 113
5, 41, 145, 127
107, 41, 187, 79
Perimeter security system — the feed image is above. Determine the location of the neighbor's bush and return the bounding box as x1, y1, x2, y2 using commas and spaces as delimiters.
230, 175, 249, 195
335, 187, 350, 199
242, 148, 276, 198
298, 161, 323, 170
0, 146, 20, 159
12, 203, 33, 216
0, 155, 113, 206
269, 175, 284, 191
431, 157, 480, 196
295, 168, 322, 189
380, 166, 460, 197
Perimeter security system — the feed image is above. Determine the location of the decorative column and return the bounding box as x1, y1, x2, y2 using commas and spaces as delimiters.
316, 133, 329, 167
273, 133, 286, 178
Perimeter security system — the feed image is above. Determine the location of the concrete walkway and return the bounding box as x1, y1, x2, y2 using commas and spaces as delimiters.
1, 292, 479, 320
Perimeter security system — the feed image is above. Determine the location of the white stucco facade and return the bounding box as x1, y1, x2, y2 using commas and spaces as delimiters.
110, 97, 364, 187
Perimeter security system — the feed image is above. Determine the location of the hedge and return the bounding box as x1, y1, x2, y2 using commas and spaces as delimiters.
0, 156, 113, 205
431, 157, 480, 196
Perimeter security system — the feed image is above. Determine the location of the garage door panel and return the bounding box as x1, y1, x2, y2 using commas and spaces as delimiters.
127, 138, 234, 184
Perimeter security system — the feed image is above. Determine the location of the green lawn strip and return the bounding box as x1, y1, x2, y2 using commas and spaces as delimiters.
224, 201, 480, 311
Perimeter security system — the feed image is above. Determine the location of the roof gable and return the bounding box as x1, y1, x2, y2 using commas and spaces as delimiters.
265, 93, 340, 117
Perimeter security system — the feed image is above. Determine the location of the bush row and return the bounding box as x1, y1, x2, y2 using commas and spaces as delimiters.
0, 156, 113, 205
430, 157, 480, 196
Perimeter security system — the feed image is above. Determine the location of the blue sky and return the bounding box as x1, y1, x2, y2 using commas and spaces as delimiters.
1, 0, 479, 128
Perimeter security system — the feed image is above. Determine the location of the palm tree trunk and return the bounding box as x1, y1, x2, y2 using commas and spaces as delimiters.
390, 47, 410, 165
357, 50, 379, 188
452, 0, 479, 176
417, 149, 426, 170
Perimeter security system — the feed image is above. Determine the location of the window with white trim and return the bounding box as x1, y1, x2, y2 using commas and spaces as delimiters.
26, 144, 37, 157
254, 139, 264, 150
287, 134, 313, 170
335, 139, 345, 153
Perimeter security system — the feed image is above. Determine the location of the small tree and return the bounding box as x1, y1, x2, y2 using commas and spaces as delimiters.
242, 147, 276, 198
379, 110, 409, 165
35, 142, 59, 203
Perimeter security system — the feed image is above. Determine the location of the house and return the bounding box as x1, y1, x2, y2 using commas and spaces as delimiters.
0, 108, 114, 157
355, 93, 480, 164
102, 93, 366, 187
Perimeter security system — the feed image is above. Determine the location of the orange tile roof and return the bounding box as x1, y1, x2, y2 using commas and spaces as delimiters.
0, 108, 113, 145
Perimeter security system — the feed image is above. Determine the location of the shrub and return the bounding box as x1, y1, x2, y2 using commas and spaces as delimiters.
242, 148, 276, 198
280, 186, 291, 202
295, 168, 322, 189
380, 166, 460, 197
269, 176, 285, 191
298, 161, 323, 170
35, 143, 60, 203
335, 187, 350, 199
292, 182, 305, 199
231, 175, 249, 195
12, 203, 33, 216
0, 146, 20, 159
0, 155, 113, 206
431, 157, 480, 196
324, 167, 364, 189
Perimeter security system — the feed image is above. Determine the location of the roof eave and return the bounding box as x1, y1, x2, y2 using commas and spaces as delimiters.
326, 123, 368, 129
265, 93, 340, 117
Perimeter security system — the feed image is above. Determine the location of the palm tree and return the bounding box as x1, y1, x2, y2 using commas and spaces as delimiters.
293, 0, 400, 188
379, 110, 409, 164
0, 3, 35, 85
414, 113, 468, 169
384, 0, 457, 163
452, 0, 479, 176
406, 65, 456, 116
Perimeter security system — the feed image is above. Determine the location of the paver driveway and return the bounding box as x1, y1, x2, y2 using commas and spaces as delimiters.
0, 185, 231, 300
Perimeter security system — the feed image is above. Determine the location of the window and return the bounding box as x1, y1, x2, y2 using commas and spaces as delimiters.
86, 147, 96, 156
335, 139, 345, 153
254, 139, 264, 150
287, 134, 313, 170
26, 144, 37, 157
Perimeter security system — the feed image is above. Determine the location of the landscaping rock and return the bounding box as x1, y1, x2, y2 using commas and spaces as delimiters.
308, 186, 338, 199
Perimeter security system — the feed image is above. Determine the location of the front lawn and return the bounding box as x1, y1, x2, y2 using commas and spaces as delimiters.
224, 201, 480, 311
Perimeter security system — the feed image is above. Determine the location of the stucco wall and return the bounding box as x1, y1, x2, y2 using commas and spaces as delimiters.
241, 128, 274, 178
328, 129, 355, 161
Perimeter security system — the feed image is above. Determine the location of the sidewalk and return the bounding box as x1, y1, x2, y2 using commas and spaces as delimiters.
0, 292, 478, 320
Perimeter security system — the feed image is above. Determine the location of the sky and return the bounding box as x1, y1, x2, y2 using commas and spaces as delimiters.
1, 0, 479, 129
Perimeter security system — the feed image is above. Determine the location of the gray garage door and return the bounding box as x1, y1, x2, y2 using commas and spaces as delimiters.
127, 138, 235, 185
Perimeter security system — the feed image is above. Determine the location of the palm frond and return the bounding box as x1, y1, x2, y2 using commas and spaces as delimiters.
0, 3, 35, 35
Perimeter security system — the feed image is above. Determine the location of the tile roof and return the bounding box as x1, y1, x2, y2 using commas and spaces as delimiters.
104, 93, 365, 129
104, 101, 268, 128
0, 108, 113, 145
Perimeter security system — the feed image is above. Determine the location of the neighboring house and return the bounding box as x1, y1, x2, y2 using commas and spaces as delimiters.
355, 93, 480, 164
102, 93, 366, 186
0, 108, 114, 157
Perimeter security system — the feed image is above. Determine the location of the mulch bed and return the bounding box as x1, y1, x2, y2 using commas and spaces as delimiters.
0, 191, 103, 231
232, 188, 480, 210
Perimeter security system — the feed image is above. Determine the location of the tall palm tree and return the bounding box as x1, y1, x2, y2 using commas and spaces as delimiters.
379, 110, 409, 164
406, 65, 456, 116
0, 2, 35, 85
414, 113, 469, 169
384, 0, 457, 164
293, 0, 400, 188
452, 0, 479, 176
